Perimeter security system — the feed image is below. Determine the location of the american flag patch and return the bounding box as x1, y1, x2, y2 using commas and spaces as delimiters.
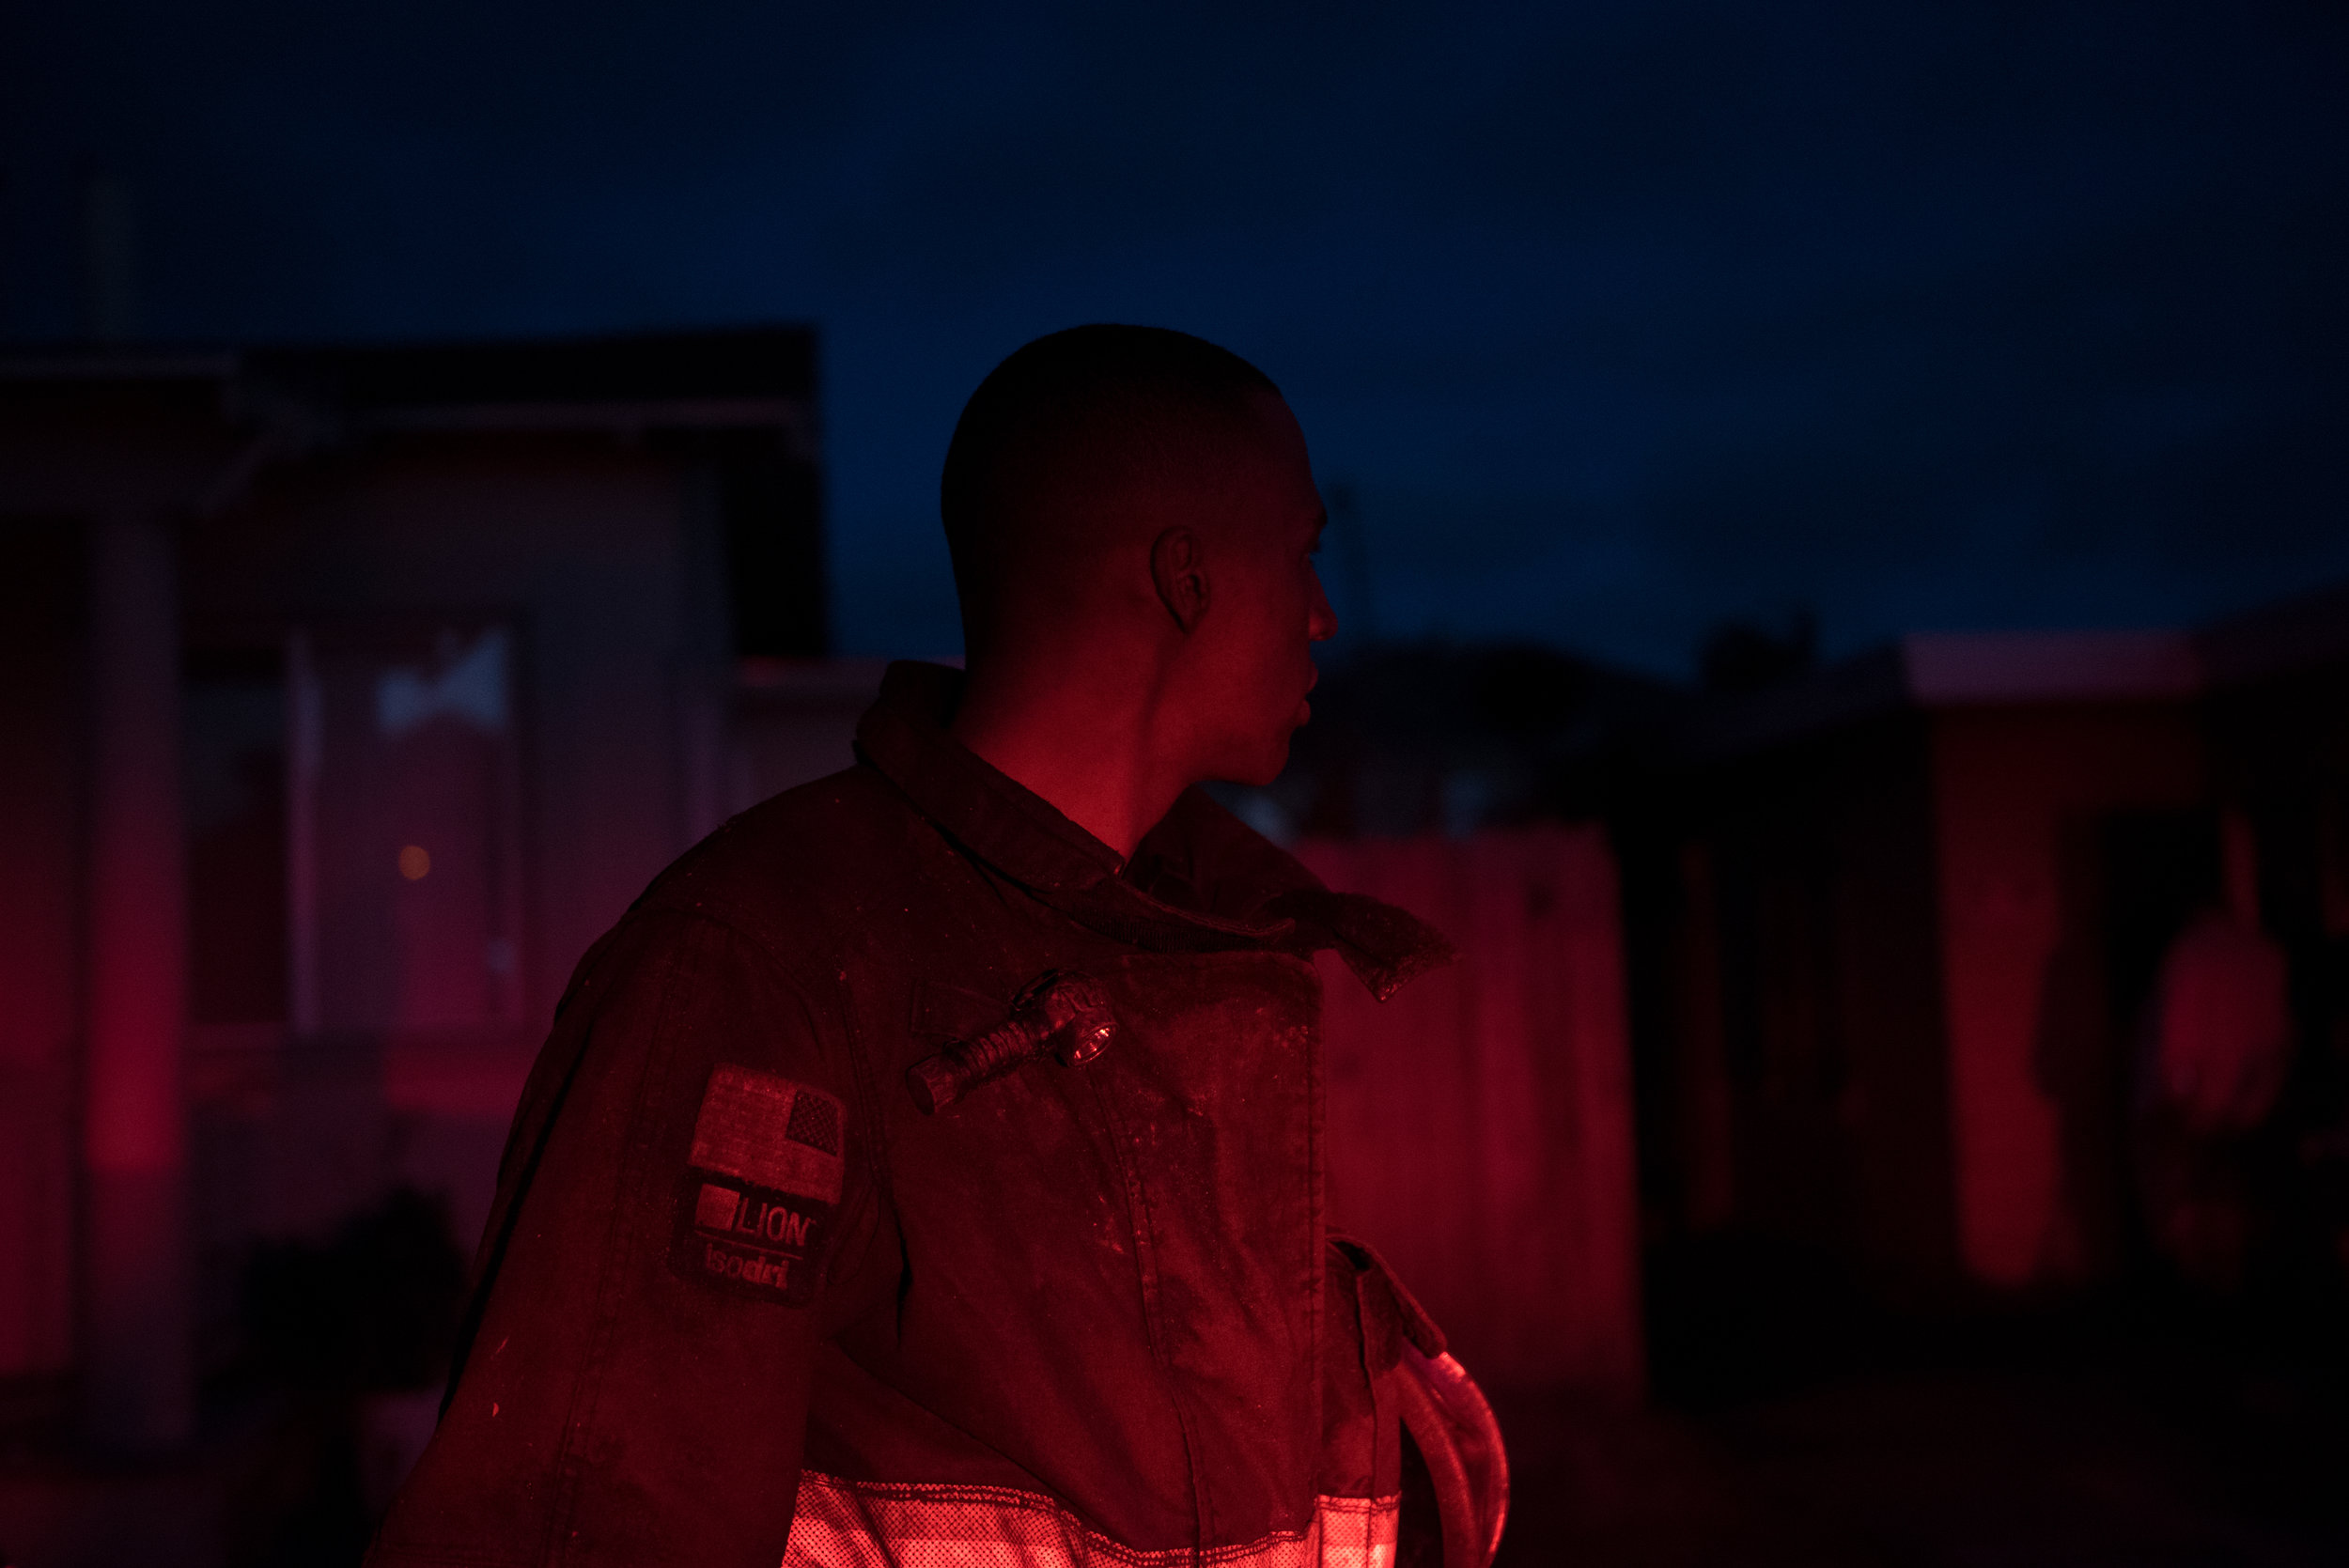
689, 1064, 845, 1203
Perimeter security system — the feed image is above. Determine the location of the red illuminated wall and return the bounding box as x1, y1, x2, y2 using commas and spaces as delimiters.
0, 520, 84, 1384
1299, 826, 1643, 1399
1662, 683, 2217, 1299
1930, 706, 2204, 1287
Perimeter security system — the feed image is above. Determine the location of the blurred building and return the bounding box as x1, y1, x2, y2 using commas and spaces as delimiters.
0, 330, 874, 1453
1258, 592, 2349, 1345
1645, 592, 2349, 1304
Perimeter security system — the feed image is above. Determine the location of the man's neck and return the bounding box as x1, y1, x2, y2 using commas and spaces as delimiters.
948, 657, 1190, 862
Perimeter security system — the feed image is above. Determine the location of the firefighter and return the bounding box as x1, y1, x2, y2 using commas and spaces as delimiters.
365, 325, 1504, 1568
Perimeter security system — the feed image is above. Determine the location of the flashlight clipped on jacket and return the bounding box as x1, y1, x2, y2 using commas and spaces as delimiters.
907, 970, 1117, 1114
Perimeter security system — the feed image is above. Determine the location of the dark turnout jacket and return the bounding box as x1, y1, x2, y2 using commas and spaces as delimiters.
366, 661, 1494, 1568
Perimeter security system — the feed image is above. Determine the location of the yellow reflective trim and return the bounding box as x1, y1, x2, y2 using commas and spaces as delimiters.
785, 1470, 1398, 1568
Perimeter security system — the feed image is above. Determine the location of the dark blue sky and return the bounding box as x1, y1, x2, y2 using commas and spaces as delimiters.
7, 1, 2345, 675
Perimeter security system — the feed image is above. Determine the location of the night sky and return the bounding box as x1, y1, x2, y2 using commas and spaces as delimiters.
7, 2, 2345, 675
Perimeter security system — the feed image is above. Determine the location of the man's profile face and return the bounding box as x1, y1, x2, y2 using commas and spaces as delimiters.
1191, 393, 1338, 787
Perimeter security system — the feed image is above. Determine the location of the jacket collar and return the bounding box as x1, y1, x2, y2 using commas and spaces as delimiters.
854, 661, 1453, 1001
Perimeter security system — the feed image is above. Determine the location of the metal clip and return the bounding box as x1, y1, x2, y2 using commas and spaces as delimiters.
906, 970, 1116, 1115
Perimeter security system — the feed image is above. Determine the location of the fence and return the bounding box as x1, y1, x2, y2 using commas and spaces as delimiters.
1298, 825, 1643, 1400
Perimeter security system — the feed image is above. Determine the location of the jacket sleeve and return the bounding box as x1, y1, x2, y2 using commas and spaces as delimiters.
367, 908, 876, 1568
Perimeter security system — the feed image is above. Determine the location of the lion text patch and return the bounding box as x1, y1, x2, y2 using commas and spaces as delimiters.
670, 1065, 844, 1306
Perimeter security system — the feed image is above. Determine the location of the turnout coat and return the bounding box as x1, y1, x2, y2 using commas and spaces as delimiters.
366, 661, 1497, 1568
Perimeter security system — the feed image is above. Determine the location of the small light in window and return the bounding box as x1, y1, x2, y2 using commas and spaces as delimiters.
398, 845, 432, 881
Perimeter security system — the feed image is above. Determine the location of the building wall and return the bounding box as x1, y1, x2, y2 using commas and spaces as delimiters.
1929, 704, 2205, 1288
1673, 699, 2217, 1299
1676, 715, 1958, 1295
1299, 827, 1644, 1398
176, 431, 739, 1266
0, 390, 241, 1421
2206, 654, 2349, 1017
2203, 650, 2349, 1245
0, 519, 86, 1385
0, 356, 825, 1431
1826, 719, 1958, 1297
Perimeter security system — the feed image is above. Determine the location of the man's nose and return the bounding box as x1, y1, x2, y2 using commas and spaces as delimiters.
1308, 576, 1338, 643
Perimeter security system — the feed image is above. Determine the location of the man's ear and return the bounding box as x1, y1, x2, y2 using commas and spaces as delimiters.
1150, 526, 1209, 633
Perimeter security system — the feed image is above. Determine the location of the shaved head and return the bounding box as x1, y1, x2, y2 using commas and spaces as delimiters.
941, 324, 1284, 660
940, 324, 1334, 848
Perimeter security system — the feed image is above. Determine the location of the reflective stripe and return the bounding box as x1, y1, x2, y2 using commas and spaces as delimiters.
1311, 1495, 1401, 1568
785, 1470, 1399, 1568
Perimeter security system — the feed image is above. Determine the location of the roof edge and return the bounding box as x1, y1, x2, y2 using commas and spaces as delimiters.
1901, 629, 2201, 705
2195, 580, 2349, 688
1689, 629, 2206, 759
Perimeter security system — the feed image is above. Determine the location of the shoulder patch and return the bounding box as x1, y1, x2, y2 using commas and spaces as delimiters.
671, 1065, 844, 1306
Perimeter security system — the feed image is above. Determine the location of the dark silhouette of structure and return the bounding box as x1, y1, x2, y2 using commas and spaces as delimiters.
1631, 598, 2349, 1318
